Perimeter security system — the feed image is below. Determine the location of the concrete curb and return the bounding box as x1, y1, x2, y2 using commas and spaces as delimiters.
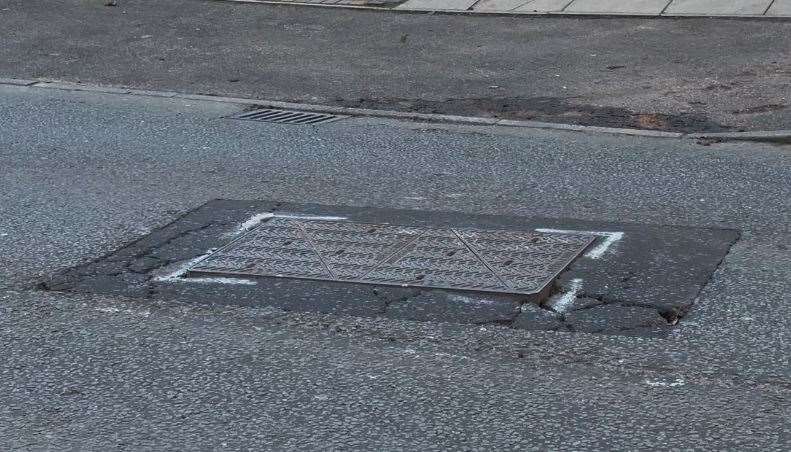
3, 78, 790, 143
215, 0, 791, 20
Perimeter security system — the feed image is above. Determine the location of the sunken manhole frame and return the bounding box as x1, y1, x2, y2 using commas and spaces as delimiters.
38, 200, 741, 336
182, 217, 596, 301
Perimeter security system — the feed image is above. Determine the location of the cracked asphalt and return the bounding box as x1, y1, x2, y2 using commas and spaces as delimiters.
2, 0, 791, 132
1, 85, 791, 449
42, 198, 734, 336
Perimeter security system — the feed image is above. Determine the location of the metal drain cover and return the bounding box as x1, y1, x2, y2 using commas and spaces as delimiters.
186, 218, 594, 296
230, 108, 344, 125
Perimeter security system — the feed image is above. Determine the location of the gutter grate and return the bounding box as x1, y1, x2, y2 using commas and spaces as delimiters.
230, 108, 345, 125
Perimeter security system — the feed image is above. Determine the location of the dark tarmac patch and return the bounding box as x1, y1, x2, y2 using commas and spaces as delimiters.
39, 200, 738, 337
731, 104, 787, 115
335, 96, 730, 133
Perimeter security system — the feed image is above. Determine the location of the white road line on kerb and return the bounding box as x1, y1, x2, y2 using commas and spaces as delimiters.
154, 251, 258, 285
226, 212, 349, 237
449, 294, 499, 305
155, 212, 351, 285
94, 306, 152, 317
274, 214, 348, 221
644, 378, 685, 387
235, 212, 275, 234
167, 276, 257, 285
154, 251, 215, 282
546, 278, 583, 313
535, 228, 625, 259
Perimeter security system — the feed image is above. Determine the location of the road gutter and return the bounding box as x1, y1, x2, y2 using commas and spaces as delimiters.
2, 78, 789, 143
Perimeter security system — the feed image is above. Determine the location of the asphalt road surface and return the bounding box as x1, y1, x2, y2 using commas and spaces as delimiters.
1, 85, 790, 449
2, 0, 791, 132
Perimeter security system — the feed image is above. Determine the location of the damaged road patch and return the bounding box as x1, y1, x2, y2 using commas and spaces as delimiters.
335, 96, 730, 133
40, 200, 738, 336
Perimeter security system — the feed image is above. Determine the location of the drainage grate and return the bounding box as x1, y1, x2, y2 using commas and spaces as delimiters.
185, 218, 594, 296
230, 108, 345, 125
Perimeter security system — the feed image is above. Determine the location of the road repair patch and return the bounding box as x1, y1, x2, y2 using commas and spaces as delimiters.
41, 200, 738, 336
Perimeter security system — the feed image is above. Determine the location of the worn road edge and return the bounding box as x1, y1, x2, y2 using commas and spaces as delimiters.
2, 78, 790, 142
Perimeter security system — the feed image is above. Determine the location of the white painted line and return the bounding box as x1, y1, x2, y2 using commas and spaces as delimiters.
94, 306, 151, 317
644, 378, 685, 387
546, 278, 583, 313
154, 250, 257, 285
154, 251, 214, 282
157, 211, 351, 283
449, 294, 498, 305
226, 212, 349, 237
167, 276, 257, 285
154, 252, 257, 285
156, 212, 352, 284
234, 212, 275, 235
536, 228, 624, 259
274, 213, 349, 221
584, 231, 625, 259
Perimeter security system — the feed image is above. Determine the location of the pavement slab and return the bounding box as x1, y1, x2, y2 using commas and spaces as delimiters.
565, 0, 671, 14
473, 0, 531, 11
398, 0, 478, 9
665, 0, 773, 14
512, 0, 573, 11
767, 0, 791, 15
231, 0, 789, 15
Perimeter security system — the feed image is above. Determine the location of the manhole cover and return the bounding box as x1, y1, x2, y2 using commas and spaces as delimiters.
185, 218, 594, 296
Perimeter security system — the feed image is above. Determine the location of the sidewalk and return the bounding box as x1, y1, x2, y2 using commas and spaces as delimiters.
236, 0, 791, 17
4, 0, 791, 132
400, 0, 791, 16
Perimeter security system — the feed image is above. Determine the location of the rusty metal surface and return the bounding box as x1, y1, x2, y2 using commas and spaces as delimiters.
186, 217, 594, 295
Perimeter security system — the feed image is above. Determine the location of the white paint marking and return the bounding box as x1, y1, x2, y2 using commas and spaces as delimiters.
274, 213, 348, 221
232, 212, 275, 236
159, 212, 350, 284
226, 212, 349, 237
154, 252, 256, 285
0, 233, 8, 237
154, 251, 215, 282
644, 378, 685, 388
169, 276, 256, 285
535, 228, 624, 259
94, 306, 151, 317
547, 278, 583, 313
449, 294, 497, 305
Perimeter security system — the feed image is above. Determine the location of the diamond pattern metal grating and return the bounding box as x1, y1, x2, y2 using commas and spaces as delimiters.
185, 218, 595, 295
